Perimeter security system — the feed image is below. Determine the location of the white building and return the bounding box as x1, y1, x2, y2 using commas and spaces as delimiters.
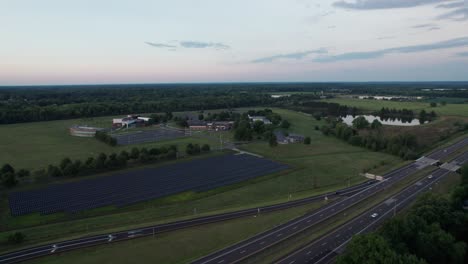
248, 115, 272, 125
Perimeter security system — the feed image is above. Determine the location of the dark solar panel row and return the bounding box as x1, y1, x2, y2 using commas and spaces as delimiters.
112, 128, 186, 145
9, 154, 289, 216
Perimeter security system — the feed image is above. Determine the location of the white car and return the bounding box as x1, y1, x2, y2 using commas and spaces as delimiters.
371, 213, 378, 218
428, 175, 433, 179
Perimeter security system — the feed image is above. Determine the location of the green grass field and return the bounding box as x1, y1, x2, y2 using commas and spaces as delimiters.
0, 117, 213, 170
324, 98, 468, 117
0, 108, 402, 254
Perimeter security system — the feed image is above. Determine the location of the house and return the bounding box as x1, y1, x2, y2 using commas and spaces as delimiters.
248, 115, 272, 125
187, 120, 208, 130
274, 131, 305, 144
287, 133, 305, 143
274, 131, 289, 144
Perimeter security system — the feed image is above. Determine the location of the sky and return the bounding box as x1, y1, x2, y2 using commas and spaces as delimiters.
1, 0, 467, 85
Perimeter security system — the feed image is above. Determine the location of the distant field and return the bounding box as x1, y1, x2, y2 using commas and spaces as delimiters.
324, 98, 468, 117
0, 117, 213, 170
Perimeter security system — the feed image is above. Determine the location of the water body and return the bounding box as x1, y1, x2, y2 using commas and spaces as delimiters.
341, 115, 424, 126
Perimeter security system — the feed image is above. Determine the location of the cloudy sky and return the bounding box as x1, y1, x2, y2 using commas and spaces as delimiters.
1, 0, 467, 85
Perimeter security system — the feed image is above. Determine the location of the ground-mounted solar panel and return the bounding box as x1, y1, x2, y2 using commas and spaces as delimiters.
112, 128, 186, 145
9, 154, 289, 216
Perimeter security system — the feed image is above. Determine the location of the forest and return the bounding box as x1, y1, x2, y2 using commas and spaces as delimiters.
1, 82, 467, 124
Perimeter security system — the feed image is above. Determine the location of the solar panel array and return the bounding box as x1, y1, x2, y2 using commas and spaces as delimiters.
112, 128, 185, 145
9, 154, 289, 216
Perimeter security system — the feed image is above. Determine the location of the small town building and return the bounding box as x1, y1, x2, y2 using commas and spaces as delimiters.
274, 131, 305, 144
207, 121, 234, 131
187, 120, 208, 130
69, 125, 105, 137
248, 115, 272, 125
288, 133, 305, 143
112, 115, 149, 128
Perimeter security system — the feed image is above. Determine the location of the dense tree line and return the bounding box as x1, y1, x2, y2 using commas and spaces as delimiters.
294, 101, 359, 118
321, 118, 419, 160
186, 143, 210, 155
203, 111, 241, 122
338, 167, 468, 264
0, 164, 30, 188
0, 85, 298, 124
376, 107, 414, 120
1, 83, 466, 124
95, 131, 117, 146
232, 109, 284, 142
0, 143, 210, 189
419, 109, 437, 124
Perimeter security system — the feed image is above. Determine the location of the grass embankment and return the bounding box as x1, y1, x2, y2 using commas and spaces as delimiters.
0, 109, 401, 253
26, 202, 327, 264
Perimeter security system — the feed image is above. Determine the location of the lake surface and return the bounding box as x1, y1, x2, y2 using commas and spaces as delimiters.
341, 115, 424, 126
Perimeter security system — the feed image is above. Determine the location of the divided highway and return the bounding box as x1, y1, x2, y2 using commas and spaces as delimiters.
192, 138, 468, 264
277, 152, 468, 264
1, 137, 467, 264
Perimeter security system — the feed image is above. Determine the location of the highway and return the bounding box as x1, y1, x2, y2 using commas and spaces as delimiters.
1, 137, 466, 264
0, 182, 372, 264
276, 164, 465, 264
192, 138, 468, 264
425, 137, 468, 160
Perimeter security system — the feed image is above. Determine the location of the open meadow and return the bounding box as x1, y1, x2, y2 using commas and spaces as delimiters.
0, 116, 213, 171
324, 98, 468, 117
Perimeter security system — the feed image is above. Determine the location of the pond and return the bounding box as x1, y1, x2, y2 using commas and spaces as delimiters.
341, 115, 425, 127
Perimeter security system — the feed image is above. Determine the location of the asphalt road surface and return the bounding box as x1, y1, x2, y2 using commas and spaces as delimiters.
276, 166, 459, 264
1, 137, 466, 264
192, 138, 468, 264
425, 137, 468, 160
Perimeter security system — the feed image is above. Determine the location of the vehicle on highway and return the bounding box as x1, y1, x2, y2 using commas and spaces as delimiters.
428, 175, 433, 179
371, 213, 378, 218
